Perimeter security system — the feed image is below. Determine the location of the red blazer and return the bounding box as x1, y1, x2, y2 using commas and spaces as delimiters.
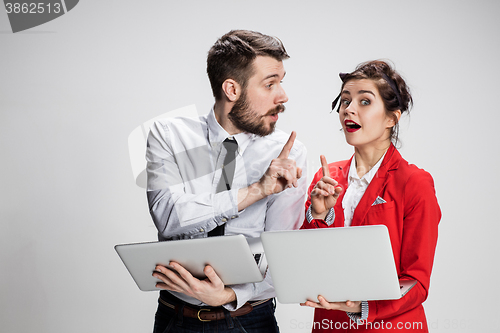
301, 145, 441, 332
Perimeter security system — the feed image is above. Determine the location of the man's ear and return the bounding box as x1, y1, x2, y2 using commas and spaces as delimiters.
221, 79, 241, 102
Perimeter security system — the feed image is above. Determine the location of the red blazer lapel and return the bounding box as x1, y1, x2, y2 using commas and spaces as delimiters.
351, 145, 402, 227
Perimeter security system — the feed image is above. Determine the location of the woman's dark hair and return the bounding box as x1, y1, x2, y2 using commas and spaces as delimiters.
207, 30, 289, 101
338, 60, 413, 145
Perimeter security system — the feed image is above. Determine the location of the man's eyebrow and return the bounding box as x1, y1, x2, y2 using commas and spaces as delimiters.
262, 72, 286, 82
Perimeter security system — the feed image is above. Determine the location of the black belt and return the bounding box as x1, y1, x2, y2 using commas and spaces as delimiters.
159, 291, 272, 322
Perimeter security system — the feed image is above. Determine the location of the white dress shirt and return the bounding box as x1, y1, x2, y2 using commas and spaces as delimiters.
146, 108, 307, 309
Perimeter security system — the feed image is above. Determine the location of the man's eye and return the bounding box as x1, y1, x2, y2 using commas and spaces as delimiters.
361, 99, 370, 106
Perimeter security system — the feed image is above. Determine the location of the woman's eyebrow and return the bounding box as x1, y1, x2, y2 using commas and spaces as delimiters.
358, 90, 375, 96
341, 90, 375, 97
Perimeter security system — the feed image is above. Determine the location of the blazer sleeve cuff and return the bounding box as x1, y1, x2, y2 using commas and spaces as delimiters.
306, 206, 335, 226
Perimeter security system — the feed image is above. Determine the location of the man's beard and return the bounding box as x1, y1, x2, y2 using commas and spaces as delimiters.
228, 90, 285, 137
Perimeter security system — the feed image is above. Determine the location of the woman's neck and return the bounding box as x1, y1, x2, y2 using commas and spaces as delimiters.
354, 143, 391, 178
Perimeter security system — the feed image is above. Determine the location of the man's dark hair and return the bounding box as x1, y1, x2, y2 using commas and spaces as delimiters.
207, 30, 289, 100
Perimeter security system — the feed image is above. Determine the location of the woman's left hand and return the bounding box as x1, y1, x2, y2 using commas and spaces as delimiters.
301, 295, 361, 313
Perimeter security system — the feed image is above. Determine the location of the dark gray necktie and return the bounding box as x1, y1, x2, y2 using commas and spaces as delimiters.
208, 138, 238, 237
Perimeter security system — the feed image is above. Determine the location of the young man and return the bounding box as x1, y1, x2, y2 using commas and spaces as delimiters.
146, 30, 307, 332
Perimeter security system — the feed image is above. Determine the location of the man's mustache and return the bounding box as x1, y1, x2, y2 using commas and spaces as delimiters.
264, 104, 285, 117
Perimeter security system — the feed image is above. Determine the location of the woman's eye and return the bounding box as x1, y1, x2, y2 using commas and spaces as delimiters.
342, 99, 350, 106
361, 99, 370, 106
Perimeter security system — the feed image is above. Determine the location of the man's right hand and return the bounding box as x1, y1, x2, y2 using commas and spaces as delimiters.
256, 131, 302, 196
237, 131, 302, 211
310, 155, 342, 220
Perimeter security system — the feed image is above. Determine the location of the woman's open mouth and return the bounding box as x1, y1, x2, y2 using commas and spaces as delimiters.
344, 120, 361, 133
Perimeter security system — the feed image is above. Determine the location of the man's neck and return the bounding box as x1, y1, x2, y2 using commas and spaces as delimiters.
214, 101, 241, 136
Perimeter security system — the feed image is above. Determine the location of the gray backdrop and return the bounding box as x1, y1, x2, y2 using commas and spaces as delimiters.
1, 0, 499, 332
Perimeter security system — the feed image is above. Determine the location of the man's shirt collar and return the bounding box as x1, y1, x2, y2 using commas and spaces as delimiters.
207, 108, 255, 155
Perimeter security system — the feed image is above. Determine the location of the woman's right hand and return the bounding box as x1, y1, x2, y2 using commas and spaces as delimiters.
310, 155, 342, 220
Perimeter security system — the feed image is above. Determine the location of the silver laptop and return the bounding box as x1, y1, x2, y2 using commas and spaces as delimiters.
115, 235, 265, 291
261, 225, 416, 304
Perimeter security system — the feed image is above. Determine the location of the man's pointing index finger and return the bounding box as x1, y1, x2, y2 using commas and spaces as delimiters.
278, 131, 296, 159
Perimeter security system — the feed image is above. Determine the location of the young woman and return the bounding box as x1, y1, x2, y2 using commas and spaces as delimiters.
301, 60, 441, 332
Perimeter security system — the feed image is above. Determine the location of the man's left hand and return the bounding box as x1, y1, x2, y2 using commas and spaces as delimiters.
153, 262, 236, 307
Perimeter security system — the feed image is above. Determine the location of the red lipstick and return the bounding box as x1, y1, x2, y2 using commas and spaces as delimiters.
344, 120, 361, 133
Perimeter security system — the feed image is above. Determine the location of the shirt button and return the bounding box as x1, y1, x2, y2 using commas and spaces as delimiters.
231, 215, 237, 219
221, 218, 227, 222
200, 228, 204, 232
